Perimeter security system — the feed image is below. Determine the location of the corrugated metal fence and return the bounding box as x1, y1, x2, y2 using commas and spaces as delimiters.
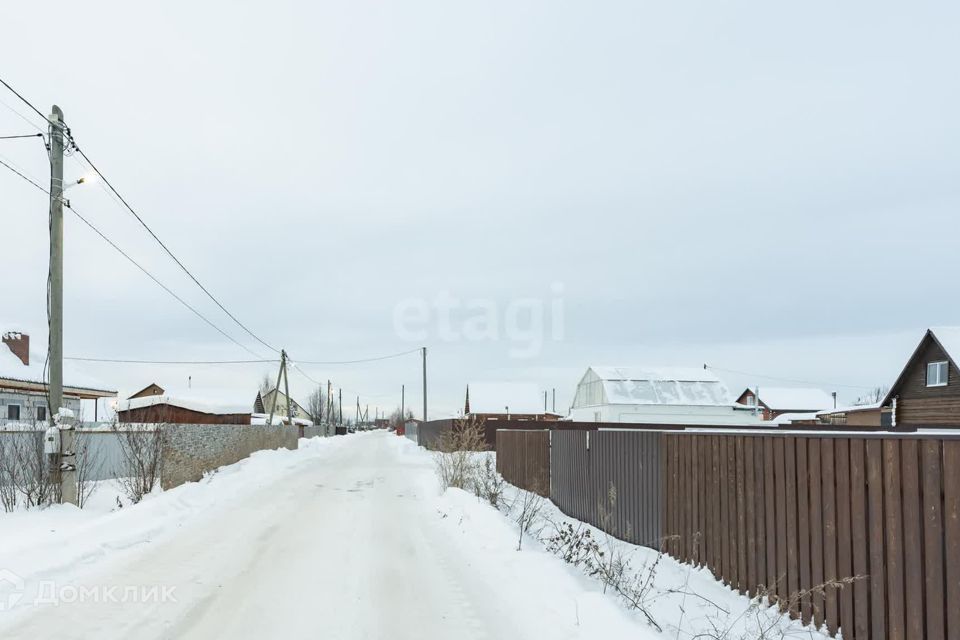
498, 426, 960, 639
495, 430, 550, 496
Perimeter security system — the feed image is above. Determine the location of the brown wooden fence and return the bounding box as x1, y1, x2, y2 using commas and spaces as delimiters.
662, 432, 960, 640
497, 426, 960, 639
495, 430, 550, 496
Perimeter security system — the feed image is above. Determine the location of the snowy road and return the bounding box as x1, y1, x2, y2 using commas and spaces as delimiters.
0, 433, 643, 640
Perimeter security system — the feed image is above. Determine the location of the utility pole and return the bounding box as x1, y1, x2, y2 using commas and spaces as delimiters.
338, 389, 343, 428
48, 105, 76, 506
401, 384, 405, 426
267, 350, 287, 427
281, 350, 293, 425
356, 396, 360, 427
326, 380, 332, 435
422, 346, 428, 423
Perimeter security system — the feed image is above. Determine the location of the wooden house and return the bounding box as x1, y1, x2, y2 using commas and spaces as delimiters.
883, 327, 960, 426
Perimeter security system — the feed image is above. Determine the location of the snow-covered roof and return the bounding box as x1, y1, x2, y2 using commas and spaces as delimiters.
117, 394, 251, 416
817, 402, 881, 417
468, 382, 547, 415
585, 366, 731, 407
771, 412, 821, 425
753, 387, 835, 411
590, 366, 719, 383
0, 329, 115, 395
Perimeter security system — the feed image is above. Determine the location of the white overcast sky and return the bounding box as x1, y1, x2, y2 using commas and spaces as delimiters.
1, 1, 958, 418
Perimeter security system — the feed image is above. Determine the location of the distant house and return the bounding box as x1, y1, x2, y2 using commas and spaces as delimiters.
117, 396, 252, 425
568, 366, 762, 425
816, 403, 888, 427
464, 383, 561, 422
883, 327, 960, 426
734, 387, 836, 421
258, 388, 312, 422
129, 383, 165, 400
0, 330, 116, 423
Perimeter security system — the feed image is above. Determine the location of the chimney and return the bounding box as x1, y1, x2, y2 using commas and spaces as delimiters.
2, 332, 29, 366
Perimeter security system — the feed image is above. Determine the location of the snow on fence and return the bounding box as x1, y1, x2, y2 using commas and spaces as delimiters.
497, 426, 960, 640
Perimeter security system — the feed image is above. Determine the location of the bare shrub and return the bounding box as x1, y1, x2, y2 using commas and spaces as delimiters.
513, 483, 546, 551
114, 424, 163, 504
434, 416, 488, 491
473, 455, 505, 508
75, 431, 104, 509
0, 435, 17, 512
9, 430, 58, 508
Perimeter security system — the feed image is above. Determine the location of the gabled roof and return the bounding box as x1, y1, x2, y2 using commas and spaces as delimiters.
117, 394, 251, 416
590, 366, 719, 383
883, 327, 960, 405
747, 387, 835, 412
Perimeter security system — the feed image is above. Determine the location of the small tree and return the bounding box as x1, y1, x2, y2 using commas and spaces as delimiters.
75, 430, 104, 509
306, 386, 326, 425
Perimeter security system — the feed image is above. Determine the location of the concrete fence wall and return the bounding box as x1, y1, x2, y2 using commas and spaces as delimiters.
160, 424, 298, 490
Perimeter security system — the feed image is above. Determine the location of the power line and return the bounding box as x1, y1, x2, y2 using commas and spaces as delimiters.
65, 357, 277, 365
292, 348, 422, 365
703, 363, 876, 391
72, 146, 280, 355
0, 76, 51, 124
0, 74, 279, 356
0, 157, 267, 360
0, 133, 43, 140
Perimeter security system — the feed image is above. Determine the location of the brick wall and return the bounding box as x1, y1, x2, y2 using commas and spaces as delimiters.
161, 424, 298, 490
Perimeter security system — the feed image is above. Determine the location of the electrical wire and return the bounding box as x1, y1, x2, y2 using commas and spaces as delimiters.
0, 133, 43, 140
292, 348, 422, 365
0, 156, 267, 360
0, 74, 279, 355
65, 357, 277, 365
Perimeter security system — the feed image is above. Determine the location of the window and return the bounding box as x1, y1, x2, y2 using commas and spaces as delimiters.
7, 404, 20, 420
927, 361, 949, 387
36, 406, 47, 422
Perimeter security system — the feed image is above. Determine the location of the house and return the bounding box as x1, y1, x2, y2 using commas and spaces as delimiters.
129, 383, 165, 399
463, 383, 562, 422
0, 330, 116, 423
258, 388, 312, 422
568, 366, 763, 425
117, 393, 253, 425
883, 327, 960, 426
734, 387, 836, 421
816, 403, 889, 427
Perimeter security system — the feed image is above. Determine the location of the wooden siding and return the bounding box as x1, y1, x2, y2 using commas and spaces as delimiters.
894, 338, 960, 425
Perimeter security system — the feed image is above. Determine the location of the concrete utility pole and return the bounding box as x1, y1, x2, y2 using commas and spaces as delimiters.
401, 384, 405, 426
338, 389, 342, 427
267, 350, 286, 427
421, 347, 428, 423
48, 105, 77, 506
326, 380, 332, 435
281, 350, 293, 425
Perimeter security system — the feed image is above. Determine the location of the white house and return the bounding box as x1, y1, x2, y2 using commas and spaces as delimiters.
0, 330, 116, 424
568, 366, 763, 425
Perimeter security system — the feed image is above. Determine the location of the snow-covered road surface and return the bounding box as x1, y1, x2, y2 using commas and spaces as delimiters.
0, 432, 644, 640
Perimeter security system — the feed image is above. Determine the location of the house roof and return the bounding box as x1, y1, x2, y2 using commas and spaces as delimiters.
117, 394, 251, 416
585, 366, 732, 407
772, 412, 821, 425
882, 327, 960, 405
0, 330, 116, 398
749, 387, 835, 412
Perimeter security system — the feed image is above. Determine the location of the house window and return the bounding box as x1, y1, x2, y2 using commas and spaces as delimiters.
927, 361, 949, 387
747, 395, 756, 407
7, 404, 20, 420
36, 406, 47, 422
